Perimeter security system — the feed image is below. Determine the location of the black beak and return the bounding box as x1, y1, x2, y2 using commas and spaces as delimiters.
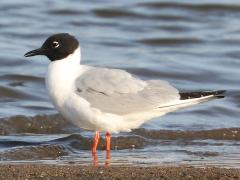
24, 48, 45, 57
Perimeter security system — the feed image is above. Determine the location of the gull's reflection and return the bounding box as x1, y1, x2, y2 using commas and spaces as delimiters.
105, 150, 111, 167
92, 150, 111, 167
92, 152, 99, 167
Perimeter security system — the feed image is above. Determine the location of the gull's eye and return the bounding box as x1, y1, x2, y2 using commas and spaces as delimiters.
51, 41, 59, 48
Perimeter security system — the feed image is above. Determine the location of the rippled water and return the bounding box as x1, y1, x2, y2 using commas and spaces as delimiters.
0, 0, 240, 167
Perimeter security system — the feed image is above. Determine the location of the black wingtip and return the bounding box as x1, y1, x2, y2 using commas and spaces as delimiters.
216, 95, 225, 99
180, 90, 226, 100
214, 90, 226, 98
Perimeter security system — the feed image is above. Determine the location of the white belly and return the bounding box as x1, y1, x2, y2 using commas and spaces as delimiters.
46, 59, 122, 132
45, 55, 146, 133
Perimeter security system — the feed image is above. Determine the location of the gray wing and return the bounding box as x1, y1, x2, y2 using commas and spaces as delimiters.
75, 67, 180, 115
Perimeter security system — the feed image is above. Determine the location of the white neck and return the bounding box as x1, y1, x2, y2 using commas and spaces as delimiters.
46, 47, 83, 109
61, 47, 81, 65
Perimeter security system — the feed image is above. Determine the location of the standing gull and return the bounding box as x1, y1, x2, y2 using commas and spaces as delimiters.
24, 33, 225, 154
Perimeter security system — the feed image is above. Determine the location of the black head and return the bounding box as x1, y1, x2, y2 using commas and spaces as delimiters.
24, 33, 79, 61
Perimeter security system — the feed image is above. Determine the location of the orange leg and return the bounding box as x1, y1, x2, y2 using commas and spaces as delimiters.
92, 131, 99, 154
105, 131, 111, 151
105, 131, 111, 167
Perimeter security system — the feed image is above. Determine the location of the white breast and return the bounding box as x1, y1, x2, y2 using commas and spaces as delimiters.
46, 48, 82, 109
45, 48, 103, 130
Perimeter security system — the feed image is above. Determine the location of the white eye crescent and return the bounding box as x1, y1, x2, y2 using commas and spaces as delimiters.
52, 41, 59, 48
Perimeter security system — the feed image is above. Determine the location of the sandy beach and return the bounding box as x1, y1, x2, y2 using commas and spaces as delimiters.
0, 164, 239, 180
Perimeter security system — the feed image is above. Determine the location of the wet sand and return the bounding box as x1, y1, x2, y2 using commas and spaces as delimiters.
0, 164, 239, 180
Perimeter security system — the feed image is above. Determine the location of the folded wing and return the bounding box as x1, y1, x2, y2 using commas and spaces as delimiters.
75, 67, 180, 115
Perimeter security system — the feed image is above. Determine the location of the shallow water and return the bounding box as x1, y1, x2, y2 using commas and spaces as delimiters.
0, 0, 240, 167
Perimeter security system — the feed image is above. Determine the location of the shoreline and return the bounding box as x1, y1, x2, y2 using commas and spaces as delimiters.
0, 164, 239, 179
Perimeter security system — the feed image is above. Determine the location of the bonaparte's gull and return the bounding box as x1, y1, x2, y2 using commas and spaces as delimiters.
24, 33, 225, 154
